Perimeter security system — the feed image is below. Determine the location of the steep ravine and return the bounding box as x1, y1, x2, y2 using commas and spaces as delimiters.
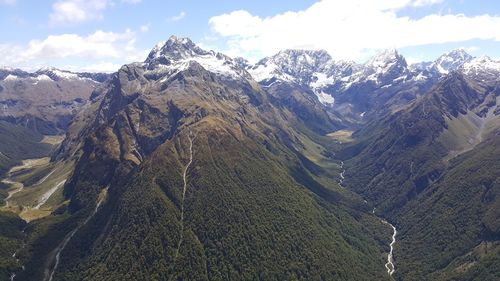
168, 132, 195, 281
339, 161, 398, 278
43, 187, 109, 281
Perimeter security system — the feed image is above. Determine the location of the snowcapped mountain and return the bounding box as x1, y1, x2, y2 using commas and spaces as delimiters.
248, 49, 335, 83
362, 48, 410, 85
144, 35, 251, 80
461, 55, 500, 80
0, 67, 110, 134
245, 48, 415, 106
0, 67, 110, 83
36, 67, 111, 83
244, 47, 496, 110
430, 49, 473, 75
247, 49, 359, 105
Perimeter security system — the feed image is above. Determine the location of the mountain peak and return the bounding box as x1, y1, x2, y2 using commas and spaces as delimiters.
146, 36, 206, 62
431, 49, 473, 74
250, 49, 335, 83
444, 48, 473, 61
270, 49, 333, 68
363, 48, 409, 85
143, 36, 250, 80
462, 55, 500, 77
367, 48, 406, 68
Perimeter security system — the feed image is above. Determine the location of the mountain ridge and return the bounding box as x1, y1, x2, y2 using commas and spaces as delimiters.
1, 35, 499, 281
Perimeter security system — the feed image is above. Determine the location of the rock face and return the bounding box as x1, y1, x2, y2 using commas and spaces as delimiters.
0, 68, 110, 134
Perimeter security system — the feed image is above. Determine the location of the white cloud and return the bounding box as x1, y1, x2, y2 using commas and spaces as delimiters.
209, 0, 500, 61
23, 30, 136, 60
49, 0, 110, 25
49, 0, 142, 25
412, 0, 444, 7
168, 11, 186, 22
0, 29, 149, 72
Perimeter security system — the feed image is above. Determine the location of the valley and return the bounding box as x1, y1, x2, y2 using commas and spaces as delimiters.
0, 35, 498, 281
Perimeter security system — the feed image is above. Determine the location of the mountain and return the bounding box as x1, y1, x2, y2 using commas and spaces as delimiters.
341, 67, 500, 280
0, 36, 499, 281
430, 49, 474, 75
0, 67, 110, 135
247, 49, 357, 106
246, 48, 429, 123
12, 36, 392, 281
249, 49, 336, 84
246, 48, 482, 121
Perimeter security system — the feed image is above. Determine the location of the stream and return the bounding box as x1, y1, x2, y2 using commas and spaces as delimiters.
168, 132, 195, 281
340, 161, 397, 277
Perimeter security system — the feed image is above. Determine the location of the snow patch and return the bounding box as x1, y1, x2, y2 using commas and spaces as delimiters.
310, 72, 334, 88
32, 74, 53, 85
315, 91, 335, 105
53, 69, 79, 79
4, 74, 19, 81
248, 63, 294, 82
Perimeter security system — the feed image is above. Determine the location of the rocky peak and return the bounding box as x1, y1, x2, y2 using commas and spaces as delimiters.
461, 55, 500, 80
363, 49, 410, 85
248, 49, 337, 85
144, 36, 251, 80
273, 49, 332, 70
233, 57, 251, 69
367, 48, 408, 71
257, 49, 333, 75
145, 35, 209, 62
431, 49, 473, 74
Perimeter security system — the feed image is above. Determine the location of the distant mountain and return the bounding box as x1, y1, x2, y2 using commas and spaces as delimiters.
247, 49, 357, 105
429, 49, 474, 75
0, 67, 111, 134
245, 48, 497, 126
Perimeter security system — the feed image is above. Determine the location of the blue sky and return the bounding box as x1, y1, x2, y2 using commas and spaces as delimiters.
1, 0, 500, 72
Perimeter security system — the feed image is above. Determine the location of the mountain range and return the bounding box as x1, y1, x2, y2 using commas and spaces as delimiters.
0, 35, 498, 281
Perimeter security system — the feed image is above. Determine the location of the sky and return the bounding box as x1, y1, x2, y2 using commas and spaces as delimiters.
1, 0, 500, 72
